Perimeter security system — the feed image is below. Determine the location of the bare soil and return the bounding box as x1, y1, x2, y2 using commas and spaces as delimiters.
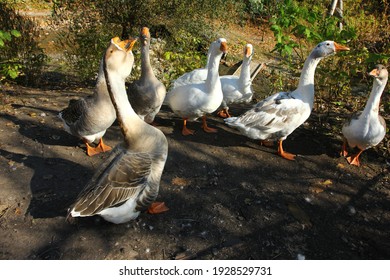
0, 80, 389, 260
0, 7, 389, 260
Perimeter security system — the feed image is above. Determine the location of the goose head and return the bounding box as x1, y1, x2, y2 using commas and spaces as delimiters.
311, 40, 350, 59
213, 38, 228, 59
140, 27, 151, 46
369, 64, 388, 85
244, 43, 254, 59
104, 37, 137, 79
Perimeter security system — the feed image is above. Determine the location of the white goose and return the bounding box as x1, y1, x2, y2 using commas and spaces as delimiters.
341, 64, 388, 166
166, 38, 228, 135
225, 41, 350, 160
59, 37, 136, 156
217, 43, 255, 118
68, 37, 169, 224
127, 27, 166, 124
171, 44, 212, 89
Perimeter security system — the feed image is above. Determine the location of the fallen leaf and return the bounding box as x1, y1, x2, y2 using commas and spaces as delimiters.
171, 177, 191, 187
28, 112, 37, 117
320, 179, 333, 186
309, 186, 325, 194
14, 207, 22, 215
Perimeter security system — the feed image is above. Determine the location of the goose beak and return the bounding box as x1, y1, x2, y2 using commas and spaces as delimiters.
245, 45, 252, 58
220, 41, 228, 54
334, 42, 350, 52
369, 68, 379, 77
141, 27, 150, 40
125, 38, 137, 52
111, 37, 137, 52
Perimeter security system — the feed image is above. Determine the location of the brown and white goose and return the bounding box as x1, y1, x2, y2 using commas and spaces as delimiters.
59, 37, 136, 156
341, 64, 388, 166
225, 41, 349, 160
68, 37, 169, 224
127, 27, 166, 124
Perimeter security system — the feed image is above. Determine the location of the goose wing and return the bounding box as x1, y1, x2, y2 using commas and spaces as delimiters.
229, 91, 308, 137
70, 145, 154, 216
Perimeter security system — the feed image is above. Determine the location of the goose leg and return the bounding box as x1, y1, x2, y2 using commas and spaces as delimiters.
147, 202, 169, 214
341, 138, 348, 157
346, 149, 363, 166
217, 108, 231, 118
201, 116, 218, 133
85, 138, 111, 156
277, 140, 296, 160
182, 118, 195, 135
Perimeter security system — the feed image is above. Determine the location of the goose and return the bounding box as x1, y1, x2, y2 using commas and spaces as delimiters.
341, 64, 388, 166
165, 38, 228, 135
59, 37, 136, 156
68, 37, 169, 224
127, 27, 166, 124
171, 44, 212, 89
224, 41, 350, 160
217, 43, 255, 118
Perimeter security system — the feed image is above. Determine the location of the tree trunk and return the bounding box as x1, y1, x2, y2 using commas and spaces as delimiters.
338, 0, 343, 30
328, 0, 338, 16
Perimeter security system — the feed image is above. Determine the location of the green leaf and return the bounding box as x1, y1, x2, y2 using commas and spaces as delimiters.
11, 30, 21, 37
3, 32, 11, 41
0, 38, 4, 47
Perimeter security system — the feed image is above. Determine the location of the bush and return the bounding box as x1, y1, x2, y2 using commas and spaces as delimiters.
52, 0, 246, 82
0, 1, 46, 85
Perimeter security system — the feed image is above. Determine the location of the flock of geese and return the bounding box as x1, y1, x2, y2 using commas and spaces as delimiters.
59, 27, 388, 224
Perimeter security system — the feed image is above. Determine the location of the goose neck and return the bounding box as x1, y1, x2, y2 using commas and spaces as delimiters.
140, 44, 154, 80
362, 78, 387, 117
297, 54, 321, 89
103, 60, 144, 144
239, 57, 251, 84
205, 52, 222, 91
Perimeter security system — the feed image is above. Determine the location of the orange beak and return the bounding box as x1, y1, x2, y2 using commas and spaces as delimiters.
141, 27, 150, 38
112, 37, 137, 52
245, 45, 252, 58
334, 42, 350, 52
220, 41, 228, 54
369, 68, 379, 77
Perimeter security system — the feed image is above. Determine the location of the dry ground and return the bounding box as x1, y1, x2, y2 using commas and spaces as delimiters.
0, 81, 389, 260
0, 5, 389, 260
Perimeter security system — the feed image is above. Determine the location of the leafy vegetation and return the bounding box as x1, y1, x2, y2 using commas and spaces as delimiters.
0, 1, 46, 85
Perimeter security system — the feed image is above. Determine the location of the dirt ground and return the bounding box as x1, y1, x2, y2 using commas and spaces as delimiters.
0, 6, 389, 260
0, 77, 389, 260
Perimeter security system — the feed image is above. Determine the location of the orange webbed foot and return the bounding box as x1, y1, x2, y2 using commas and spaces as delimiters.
277, 140, 296, 161
147, 202, 169, 214
217, 109, 231, 118
279, 151, 296, 161
347, 155, 360, 166
201, 116, 218, 133
182, 127, 195, 136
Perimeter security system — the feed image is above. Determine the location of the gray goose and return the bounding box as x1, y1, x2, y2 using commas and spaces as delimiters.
341, 64, 388, 166
59, 37, 136, 156
127, 27, 166, 124
68, 37, 169, 224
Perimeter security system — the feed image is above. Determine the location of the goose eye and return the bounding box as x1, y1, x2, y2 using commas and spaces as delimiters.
326, 43, 330, 46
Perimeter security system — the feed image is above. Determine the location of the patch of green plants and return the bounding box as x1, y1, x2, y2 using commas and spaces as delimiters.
0, 1, 46, 85
0, 29, 21, 81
